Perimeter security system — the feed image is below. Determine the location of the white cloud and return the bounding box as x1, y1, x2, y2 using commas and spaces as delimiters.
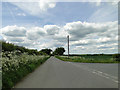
7, 37, 25, 42
96, 37, 111, 43
97, 43, 118, 48
39, 0, 56, 11
106, 0, 120, 5
88, 3, 118, 22
1, 25, 26, 37
2, 0, 120, 7
70, 40, 89, 46
26, 27, 46, 40
64, 21, 118, 41
17, 13, 26, 16
44, 25, 60, 35
1, 20, 118, 54
10, 0, 56, 17
81, 0, 119, 6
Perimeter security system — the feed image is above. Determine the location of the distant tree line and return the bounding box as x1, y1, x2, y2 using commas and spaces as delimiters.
2, 41, 42, 55
1, 41, 65, 56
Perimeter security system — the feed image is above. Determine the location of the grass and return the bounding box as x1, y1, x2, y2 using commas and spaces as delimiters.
2, 51, 50, 90
55, 55, 119, 63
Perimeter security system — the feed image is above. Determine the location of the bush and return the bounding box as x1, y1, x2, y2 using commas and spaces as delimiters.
53, 47, 65, 55
113, 54, 120, 62
2, 51, 49, 89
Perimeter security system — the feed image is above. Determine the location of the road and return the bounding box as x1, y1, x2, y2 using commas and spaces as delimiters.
14, 56, 118, 88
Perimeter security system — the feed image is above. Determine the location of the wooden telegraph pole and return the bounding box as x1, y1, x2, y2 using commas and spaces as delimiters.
67, 35, 69, 58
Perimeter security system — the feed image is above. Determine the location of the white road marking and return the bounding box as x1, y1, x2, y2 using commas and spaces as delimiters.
92, 70, 118, 83
66, 62, 119, 83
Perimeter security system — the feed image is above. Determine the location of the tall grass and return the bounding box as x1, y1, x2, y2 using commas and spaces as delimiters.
2, 50, 50, 89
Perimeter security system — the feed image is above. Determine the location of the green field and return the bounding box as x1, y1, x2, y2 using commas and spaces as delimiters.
56, 55, 119, 63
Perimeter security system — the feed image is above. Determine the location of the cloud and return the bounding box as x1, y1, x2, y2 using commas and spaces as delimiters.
2, 25, 26, 37
64, 21, 118, 41
70, 40, 90, 46
16, 41, 33, 47
26, 27, 46, 40
71, 42, 118, 54
10, 0, 56, 17
88, 3, 117, 22
7, 37, 24, 42
17, 13, 26, 16
70, 36, 117, 47
1, 20, 118, 54
44, 25, 60, 35
64, 21, 96, 38
39, 0, 56, 11
97, 43, 118, 48
106, 0, 119, 5
81, 0, 119, 6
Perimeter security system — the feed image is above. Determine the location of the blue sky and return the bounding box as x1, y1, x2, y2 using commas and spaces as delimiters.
2, 2, 96, 27
1, 1, 118, 54
2, 2, 117, 27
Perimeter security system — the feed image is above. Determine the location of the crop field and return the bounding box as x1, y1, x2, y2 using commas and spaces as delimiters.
2, 50, 49, 89
56, 55, 119, 63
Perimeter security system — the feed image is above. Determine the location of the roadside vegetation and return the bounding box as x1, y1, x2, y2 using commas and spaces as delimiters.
55, 54, 120, 63
53, 47, 65, 55
2, 41, 52, 55
1, 40, 119, 89
1, 41, 50, 89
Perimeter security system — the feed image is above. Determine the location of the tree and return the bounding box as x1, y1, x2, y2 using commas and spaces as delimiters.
53, 47, 65, 55
113, 54, 120, 62
40, 49, 52, 55
1, 41, 40, 55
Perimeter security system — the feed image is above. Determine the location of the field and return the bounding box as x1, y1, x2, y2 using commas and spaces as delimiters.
2, 50, 50, 89
56, 55, 119, 63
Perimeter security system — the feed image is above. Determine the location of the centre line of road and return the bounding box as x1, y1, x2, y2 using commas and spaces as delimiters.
92, 70, 118, 83
66, 62, 118, 83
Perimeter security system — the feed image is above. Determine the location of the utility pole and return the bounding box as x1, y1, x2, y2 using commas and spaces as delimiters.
67, 35, 69, 58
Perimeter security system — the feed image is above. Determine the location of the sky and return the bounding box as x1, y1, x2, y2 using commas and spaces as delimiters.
0, 0, 119, 54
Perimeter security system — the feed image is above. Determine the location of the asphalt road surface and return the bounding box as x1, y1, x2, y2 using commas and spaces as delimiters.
14, 56, 118, 88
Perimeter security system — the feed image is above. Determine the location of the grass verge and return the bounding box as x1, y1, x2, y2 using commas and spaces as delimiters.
55, 55, 119, 63
2, 55, 50, 90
